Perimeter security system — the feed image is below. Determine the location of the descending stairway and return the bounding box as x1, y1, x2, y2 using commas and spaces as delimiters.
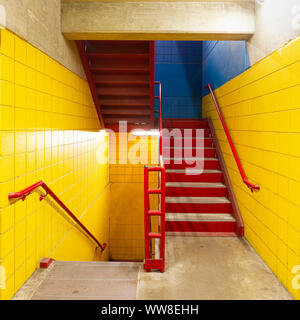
163, 119, 244, 236
77, 40, 155, 130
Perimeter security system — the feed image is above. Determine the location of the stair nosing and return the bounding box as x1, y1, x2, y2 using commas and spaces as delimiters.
165, 182, 226, 188
166, 169, 222, 173
166, 196, 231, 204
164, 157, 218, 161
166, 213, 235, 222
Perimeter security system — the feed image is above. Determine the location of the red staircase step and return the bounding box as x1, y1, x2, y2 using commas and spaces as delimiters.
165, 182, 227, 197
102, 107, 150, 116
163, 129, 210, 137
96, 87, 150, 97
166, 138, 214, 148
165, 213, 236, 233
104, 116, 150, 125
166, 196, 232, 213
166, 169, 223, 183
92, 72, 150, 84
163, 119, 209, 129
164, 157, 219, 169
164, 147, 216, 157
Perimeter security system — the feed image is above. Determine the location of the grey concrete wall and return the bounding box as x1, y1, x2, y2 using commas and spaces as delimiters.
0, 0, 85, 77
248, 0, 300, 65
61, 1, 255, 41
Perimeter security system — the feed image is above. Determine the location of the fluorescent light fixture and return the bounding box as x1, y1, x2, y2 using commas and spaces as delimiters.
131, 129, 160, 136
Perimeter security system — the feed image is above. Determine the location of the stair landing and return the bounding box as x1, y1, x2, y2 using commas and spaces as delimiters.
13, 261, 141, 300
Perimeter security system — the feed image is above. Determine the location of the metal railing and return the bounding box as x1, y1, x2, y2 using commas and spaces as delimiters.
8, 181, 107, 251
144, 81, 166, 272
206, 83, 260, 192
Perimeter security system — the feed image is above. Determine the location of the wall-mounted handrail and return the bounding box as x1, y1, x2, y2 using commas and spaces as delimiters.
8, 181, 107, 251
206, 84, 260, 192
144, 81, 166, 272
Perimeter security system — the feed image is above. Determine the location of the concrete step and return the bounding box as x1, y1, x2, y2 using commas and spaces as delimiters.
166, 182, 226, 188
166, 196, 231, 204
165, 212, 236, 233
166, 213, 235, 222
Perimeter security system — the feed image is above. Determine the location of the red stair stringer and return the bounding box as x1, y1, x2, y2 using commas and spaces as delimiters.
207, 118, 244, 236
76, 41, 105, 128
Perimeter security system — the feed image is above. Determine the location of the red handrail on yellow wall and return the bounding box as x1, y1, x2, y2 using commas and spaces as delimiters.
9, 181, 107, 251
206, 84, 260, 192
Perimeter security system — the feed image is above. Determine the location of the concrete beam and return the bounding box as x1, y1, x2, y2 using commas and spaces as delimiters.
62, 1, 255, 41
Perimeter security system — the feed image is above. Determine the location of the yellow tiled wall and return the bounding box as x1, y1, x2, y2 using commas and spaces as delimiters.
202, 36, 300, 299
109, 133, 159, 261
0, 30, 110, 300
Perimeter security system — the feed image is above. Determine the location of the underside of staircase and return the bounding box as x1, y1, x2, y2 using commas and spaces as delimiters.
163, 118, 244, 237
77, 40, 155, 131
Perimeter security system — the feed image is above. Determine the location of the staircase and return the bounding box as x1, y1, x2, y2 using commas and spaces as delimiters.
77, 40, 155, 130
163, 118, 244, 236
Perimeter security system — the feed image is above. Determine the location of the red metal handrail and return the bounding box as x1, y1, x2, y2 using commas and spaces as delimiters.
144, 81, 166, 272
206, 83, 260, 192
8, 181, 107, 251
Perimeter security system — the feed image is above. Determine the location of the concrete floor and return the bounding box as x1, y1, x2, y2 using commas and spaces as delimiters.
137, 236, 293, 300
14, 236, 293, 300
14, 261, 141, 300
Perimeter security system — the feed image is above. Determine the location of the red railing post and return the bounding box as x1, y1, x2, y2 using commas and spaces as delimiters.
144, 81, 166, 272
8, 181, 107, 251
206, 84, 260, 192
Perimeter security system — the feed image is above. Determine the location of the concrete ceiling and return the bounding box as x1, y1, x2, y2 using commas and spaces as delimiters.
62, 0, 255, 41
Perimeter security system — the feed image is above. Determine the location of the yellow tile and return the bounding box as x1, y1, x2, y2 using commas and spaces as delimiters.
14, 37, 26, 64
0, 29, 15, 58
26, 67, 36, 90
15, 85, 27, 109
15, 219, 26, 247
0, 80, 14, 106
14, 262, 25, 292
0, 249, 15, 279
0, 132, 14, 156
0, 103, 14, 131
0, 206, 14, 234
0, 274, 15, 300
14, 195, 26, 223
15, 62, 26, 87
36, 51, 45, 73
0, 156, 14, 183
288, 226, 300, 255
14, 131, 26, 155
15, 108, 27, 130
0, 54, 14, 82
0, 180, 15, 209
0, 228, 14, 260
25, 253, 36, 279
26, 44, 36, 70
15, 241, 26, 270
26, 232, 36, 257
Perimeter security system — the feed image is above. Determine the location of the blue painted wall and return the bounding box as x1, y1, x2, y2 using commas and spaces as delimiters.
154, 40, 250, 119
202, 41, 250, 96
155, 41, 202, 119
